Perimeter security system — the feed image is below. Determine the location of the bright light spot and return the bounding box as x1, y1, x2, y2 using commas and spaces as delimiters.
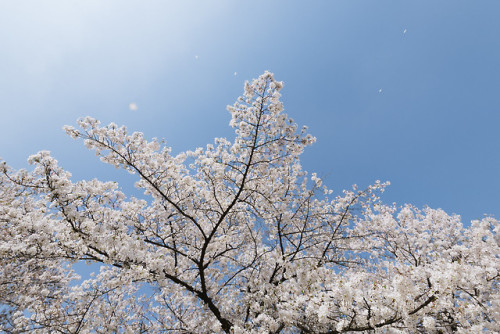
403, 29, 407, 34
378, 89, 383, 93
234, 72, 238, 76
195, 55, 199, 60
129, 103, 138, 111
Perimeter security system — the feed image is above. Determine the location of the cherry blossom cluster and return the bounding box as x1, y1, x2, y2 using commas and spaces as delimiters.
0, 72, 498, 333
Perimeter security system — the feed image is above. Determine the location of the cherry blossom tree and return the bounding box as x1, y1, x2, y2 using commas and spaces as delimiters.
1, 72, 498, 333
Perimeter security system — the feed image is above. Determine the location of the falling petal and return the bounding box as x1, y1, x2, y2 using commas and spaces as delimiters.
129, 103, 138, 111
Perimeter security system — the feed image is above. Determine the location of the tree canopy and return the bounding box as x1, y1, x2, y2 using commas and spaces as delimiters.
1, 72, 498, 333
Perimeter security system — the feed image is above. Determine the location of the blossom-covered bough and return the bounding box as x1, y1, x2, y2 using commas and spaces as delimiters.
0, 72, 498, 333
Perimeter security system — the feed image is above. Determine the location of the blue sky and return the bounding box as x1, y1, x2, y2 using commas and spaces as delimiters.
1, 0, 499, 224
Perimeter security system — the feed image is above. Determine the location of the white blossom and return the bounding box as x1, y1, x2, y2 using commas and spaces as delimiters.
0, 72, 498, 333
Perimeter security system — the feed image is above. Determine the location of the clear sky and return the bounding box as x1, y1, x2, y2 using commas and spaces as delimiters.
1, 0, 499, 224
